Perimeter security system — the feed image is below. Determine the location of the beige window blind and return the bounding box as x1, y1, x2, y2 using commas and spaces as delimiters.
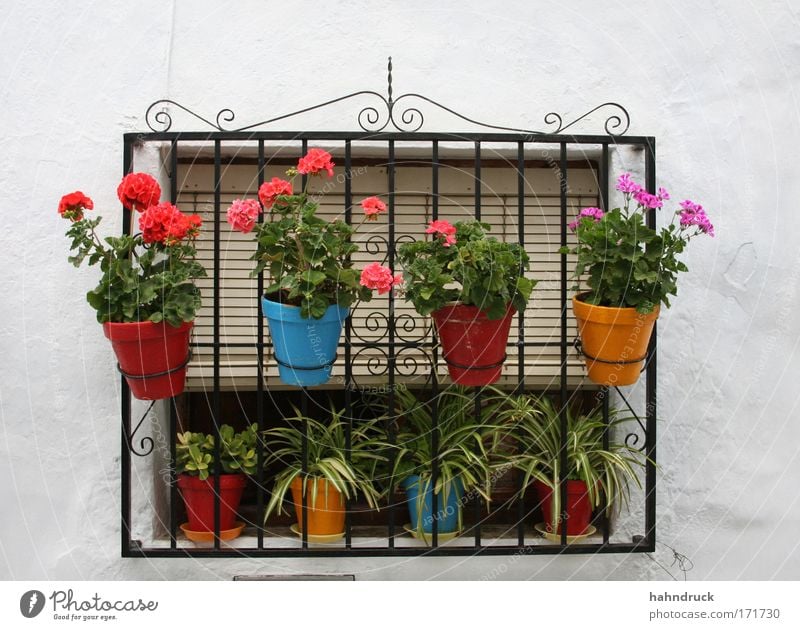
174, 147, 597, 391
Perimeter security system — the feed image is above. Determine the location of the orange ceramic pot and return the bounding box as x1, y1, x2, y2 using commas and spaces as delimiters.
290, 477, 345, 536
572, 294, 659, 387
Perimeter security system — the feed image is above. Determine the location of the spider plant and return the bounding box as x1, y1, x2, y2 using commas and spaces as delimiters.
492, 393, 646, 532
262, 405, 390, 522
390, 386, 506, 535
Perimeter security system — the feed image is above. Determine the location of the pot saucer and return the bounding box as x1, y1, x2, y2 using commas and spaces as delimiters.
403, 523, 461, 545
180, 521, 245, 543
289, 523, 345, 544
534, 522, 597, 544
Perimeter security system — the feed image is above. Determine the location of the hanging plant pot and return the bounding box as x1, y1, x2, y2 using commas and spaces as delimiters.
533, 479, 592, 536
261, 296, 348, 387
102, 321, 192, 400
572, 294, 660, 387
177, 473, 247, 536
432, 303, 514, 386
402, 475, 464, 535
289, 477, 345, 536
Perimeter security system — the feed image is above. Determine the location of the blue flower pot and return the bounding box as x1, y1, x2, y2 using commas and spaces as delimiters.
402, 475, 464, 534
261, 297, 349, 387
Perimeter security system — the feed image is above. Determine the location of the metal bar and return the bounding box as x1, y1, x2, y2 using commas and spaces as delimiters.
169, 399, 177, 549
474, 141, 481, 221
120, 136, 133, 557
344, 139, 353, 550
190, 340, 567, 349
599, 144, 611, 545
431, 140, 439, 549
300, 137, 309, 551
129, 541, 653, 558
559, 142, 569, 547
128, 130, 656, 145
256, 139, 266, 549
644, 138, 658, 546
387, 139, 396, 548
473, 390, 482, 548
516, 140, 526, 546
213, 139, 222, 550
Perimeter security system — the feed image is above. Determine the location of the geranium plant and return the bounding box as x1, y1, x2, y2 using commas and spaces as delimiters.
59, 173, 206, 326
227, 148, 400, 319
397, 220, 534, 319
561, 173, 714, 314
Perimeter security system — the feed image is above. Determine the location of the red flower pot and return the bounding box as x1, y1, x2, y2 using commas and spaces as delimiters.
102, 321, 192, 400
432, 303, 514, 386
176, 473, 247, 533
534, 479, 592, 536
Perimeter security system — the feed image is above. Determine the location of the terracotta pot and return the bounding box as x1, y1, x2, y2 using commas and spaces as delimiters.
102, 321, 192, 400
176, 473, 247, 533
290, 477, 345, 536
534, 479, 592, 536
572, 295, 659, 386
432, 303, 514, 386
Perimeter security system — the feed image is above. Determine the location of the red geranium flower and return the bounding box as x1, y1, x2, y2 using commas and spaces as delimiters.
139, 202, 201, 245
58, 191, 94, 222
297, 148, 335, 178
361, 196, 387, 221
258, 177, 293, 209
117, 173, 161, 212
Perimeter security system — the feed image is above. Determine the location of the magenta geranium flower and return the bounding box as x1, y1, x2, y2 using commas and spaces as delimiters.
568, 207, 604, 232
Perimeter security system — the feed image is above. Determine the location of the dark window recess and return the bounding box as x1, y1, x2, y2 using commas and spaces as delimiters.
121, 76, 657, 558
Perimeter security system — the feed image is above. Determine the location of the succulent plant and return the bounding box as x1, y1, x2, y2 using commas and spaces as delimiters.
176, 424, 259, 480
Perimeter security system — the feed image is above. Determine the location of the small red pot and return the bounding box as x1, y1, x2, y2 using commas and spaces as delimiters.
534, 479, 592, 536
102, 321, 192, 400
176, 473, 247, 533
433, 303, 514, 386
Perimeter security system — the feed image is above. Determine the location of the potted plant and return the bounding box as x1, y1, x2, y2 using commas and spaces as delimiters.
226, 148, 401, 387
175, 423, 259, 541
263, 406, 389, 538
397, 220, 535, 386
58, 175, 205, 399
493, 394, 644, 539
391, 386, 504, 539
561, 173, 714, 386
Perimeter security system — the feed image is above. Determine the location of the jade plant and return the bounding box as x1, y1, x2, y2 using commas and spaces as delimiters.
175, 424, 259, 480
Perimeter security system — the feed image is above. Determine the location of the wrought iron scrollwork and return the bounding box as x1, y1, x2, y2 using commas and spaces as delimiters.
127, 400, 156, 457
145, 57, 631, 136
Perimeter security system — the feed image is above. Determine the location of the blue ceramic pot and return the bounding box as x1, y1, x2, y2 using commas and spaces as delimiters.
261, 297, 349, 387
402, 475, 464, 534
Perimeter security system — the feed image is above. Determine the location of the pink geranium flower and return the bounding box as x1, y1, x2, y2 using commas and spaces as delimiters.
226, 198, 262, 234
679, 200, 715, 237
359, 263, 403, 295
425, 219, 457, 247
615, 173, 643, 195
361, 196, 387, 221
568, 207, 604, 232
297, 148, 335, 178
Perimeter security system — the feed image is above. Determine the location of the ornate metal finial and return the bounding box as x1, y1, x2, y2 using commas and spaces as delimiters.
144, 57, 631, 135
387, 56, 393, 105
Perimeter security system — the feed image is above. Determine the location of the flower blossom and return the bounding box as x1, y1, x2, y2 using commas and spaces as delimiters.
425, 219, 457, 247
634, 190, 663, 209
679, 200, 714, 237
139, 202, 201, 245
615, 173, 643, 195
58, 191, 93, 221
657, 187, 670, 201
226, 198, 262, 234
117, 173, 161, 212
568, 207, 604, 232
258, 177, 293, 209
359, 263, 403, 295
297, 148, 335, 177
361, 196, 387, 221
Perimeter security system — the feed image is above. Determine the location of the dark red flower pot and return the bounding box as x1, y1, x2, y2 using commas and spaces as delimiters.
176, 473, 247, 533
534, 479, 592, 536
432, 303, 514, 386
102, 321, 192, 400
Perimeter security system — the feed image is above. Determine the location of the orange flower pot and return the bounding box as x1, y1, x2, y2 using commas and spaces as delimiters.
290, 477, 345, 536
572, 294, 659, 387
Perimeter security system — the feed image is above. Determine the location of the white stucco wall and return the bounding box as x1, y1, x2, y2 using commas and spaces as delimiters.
1, 0, 799, 580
